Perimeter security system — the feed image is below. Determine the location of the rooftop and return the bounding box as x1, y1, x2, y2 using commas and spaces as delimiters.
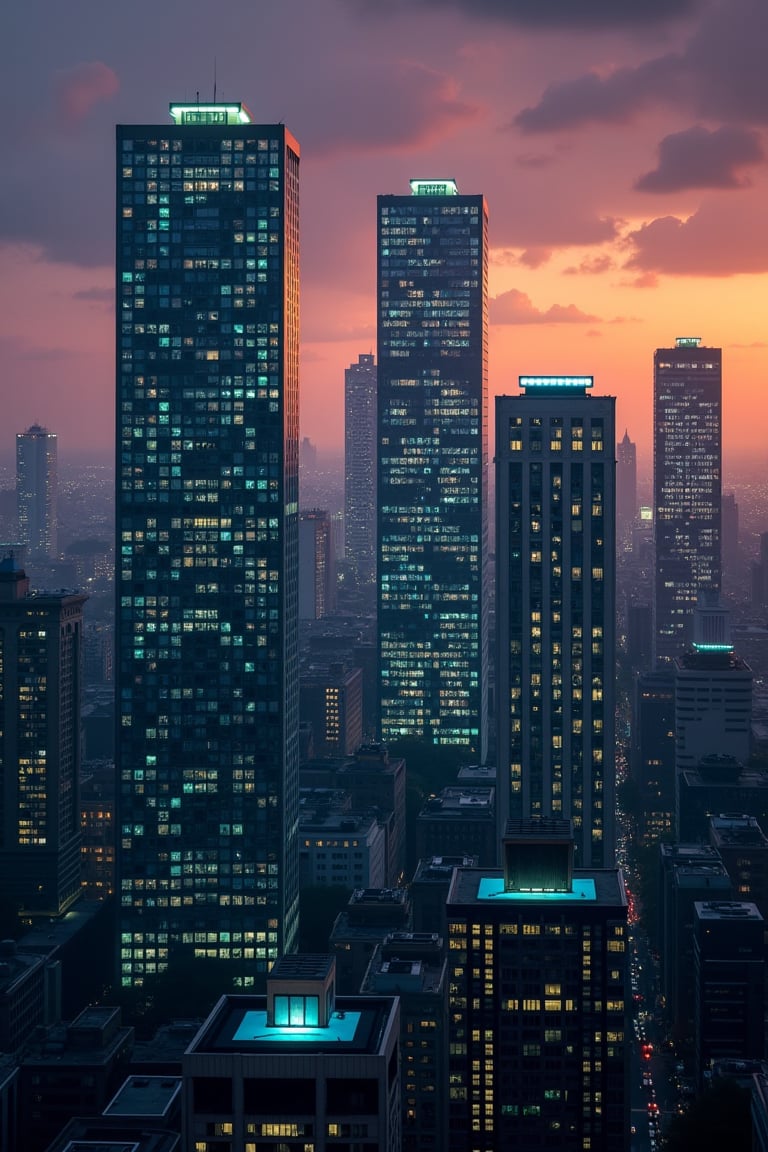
448, 868, 626, 909
188, 993, 396, 1056
695, 900, 763, 922
103, 1074, 181, 1118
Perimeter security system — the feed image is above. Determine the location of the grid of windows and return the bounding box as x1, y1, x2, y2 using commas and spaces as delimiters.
377, 190, 488, 756
496, 391, 616, 869
116, 113, 300, 986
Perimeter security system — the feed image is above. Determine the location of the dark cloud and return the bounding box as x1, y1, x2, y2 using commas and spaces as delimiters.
626, 197, 768, 275
512, 0, 768, 134
635, 125, 764, 192
514, 57, 682, 133
347, 0, 699, 29
72, 286, 114, 305
490, 289, 600, 325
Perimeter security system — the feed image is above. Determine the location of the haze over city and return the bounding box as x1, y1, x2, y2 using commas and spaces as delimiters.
2, 0, 768, 467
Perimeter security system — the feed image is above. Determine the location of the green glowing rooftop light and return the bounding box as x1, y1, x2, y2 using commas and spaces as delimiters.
477, 877, 597, 902
675, 337, 701, 347
519, 376, 593, 390
692, 642, 733, 652
410, 179, 459, 196
169, 103, 253, 126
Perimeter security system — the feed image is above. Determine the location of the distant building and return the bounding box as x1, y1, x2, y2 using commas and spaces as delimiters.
658, 843, 726, 1012
330, 888, 411, 994
410, 855, 478, 937
80, 762, 115, 901
16, 424, 57, 559
182, 955, 401, 1151
0, 557, 87, 918
299, 509, 336, 619
299, 808, 388, 890
674, 594, 752, 776
667, 860, 733, 1044
300, 662, 363, 757
693, 901, 764, 1088
631, 671, 675, 843
362, 930, 448, 1152
678, 759, 768, 843
416, 786, 496, 867
0, 942, 60, 1055
616, 429, 637, 551
709, 814, 768, 920
721, 492, 739, 576
447, 821, 629, 1151
19, 1006, 134, 1152
653, 337, 722, 663
345, 353, 377, 581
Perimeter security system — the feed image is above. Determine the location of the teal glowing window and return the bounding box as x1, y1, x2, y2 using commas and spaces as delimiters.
274, 994, 319, 1028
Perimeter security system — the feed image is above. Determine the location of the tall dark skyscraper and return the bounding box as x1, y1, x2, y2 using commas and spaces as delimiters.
344, 353, 377, 580
377, 179, 488, 759
16, 424, 58, 559
616, 428, 636, 552
0, 556, 86, 917
115, 103, 300, 987
653, 337, 722, 665
496, 378, 616, 868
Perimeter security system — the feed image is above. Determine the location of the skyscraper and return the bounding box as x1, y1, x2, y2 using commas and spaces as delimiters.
344, 353, 377, 581
377, 179, 488, 758
653, 337, 722, 664
115, 103, 300, 986
16, 424, 58, 559
496, 377, 616, 868
0, 556, 86, 917
298, 509, 335, 619
616, 428, 636, 552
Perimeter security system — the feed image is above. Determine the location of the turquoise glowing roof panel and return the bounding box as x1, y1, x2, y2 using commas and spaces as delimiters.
519, 375, 593, 390
233, 1009, 361, 1045
477, 877, 597, 902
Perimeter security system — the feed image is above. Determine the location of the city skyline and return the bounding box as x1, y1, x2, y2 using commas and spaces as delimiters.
3, 0, 768, 466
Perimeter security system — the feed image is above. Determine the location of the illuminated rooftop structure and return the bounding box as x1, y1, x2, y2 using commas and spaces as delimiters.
518, 374, 593, 392
169, 101, 253, 125
409, 177, 459, 195
676, 336, 702, 347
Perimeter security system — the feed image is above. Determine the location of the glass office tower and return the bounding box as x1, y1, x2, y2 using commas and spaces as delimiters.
377, 180, 488, 760
496, 379, 616, 869
344, 353, 377, 581
653, 337, 722, 665
16, 424, 58, 559
116, 103, 300, 986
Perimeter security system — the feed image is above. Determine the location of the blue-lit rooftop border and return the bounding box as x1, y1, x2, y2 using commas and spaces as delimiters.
477, 877, 597, 902
409, 178, 459, 196
692, 643, 733, 652
232, 1009, 361, 1045
518, 375, 593, 390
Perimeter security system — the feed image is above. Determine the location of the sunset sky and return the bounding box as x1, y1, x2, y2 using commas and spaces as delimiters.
2, 0, 767, 474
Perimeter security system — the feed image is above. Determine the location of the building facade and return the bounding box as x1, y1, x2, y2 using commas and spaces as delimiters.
0, 557, 86, 918
299, 510, 335, 620
377, 179, 488, 758
115, 104, 300, 985
495, 379, 616, 869
616, 429, 636, 553
182, 955, 401, 1152
446, 822, 628, 1152
16, 424, 58, 560
345, 353, 377, 581
653, 337, 722, 664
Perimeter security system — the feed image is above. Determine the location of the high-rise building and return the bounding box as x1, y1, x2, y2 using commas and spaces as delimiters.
182, 955, 401, 1152
674, 593, 752, 776
115, 104, 300, 986
616, 428, 637, 551
496, 378, 616, 869
447, 821, 628, 1152
298, 509, 335, 619
653, 337, 722, 664
0, 556, 86, 918
345, 353, 377, 580
377, 179, 488, 759
16, 424, 58, 559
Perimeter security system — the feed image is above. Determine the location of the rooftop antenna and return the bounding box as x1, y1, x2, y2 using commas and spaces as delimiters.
213, 58, 217, 103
